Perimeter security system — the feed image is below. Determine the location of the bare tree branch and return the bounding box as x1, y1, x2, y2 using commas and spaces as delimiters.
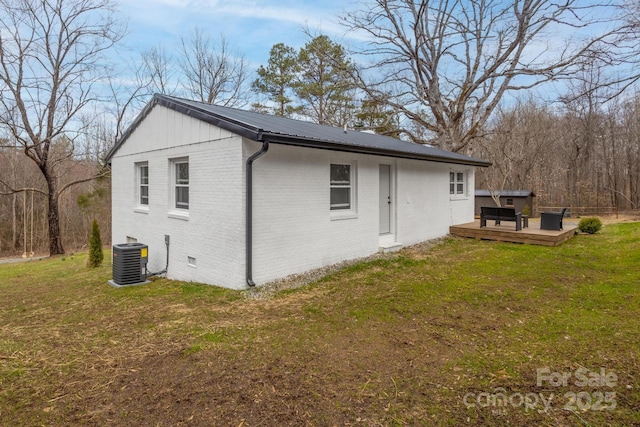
178, 28, 250, 108
0, 0, 125, 255
0, 181, 49, 197
342, 0, 627, 153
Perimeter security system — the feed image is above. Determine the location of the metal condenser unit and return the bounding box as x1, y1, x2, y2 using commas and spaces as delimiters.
109, 243, 149, 287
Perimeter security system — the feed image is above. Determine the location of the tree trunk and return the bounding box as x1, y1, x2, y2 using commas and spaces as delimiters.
12, 192, 17, 251
44, 172, 65, 255
11, 148, 18, 251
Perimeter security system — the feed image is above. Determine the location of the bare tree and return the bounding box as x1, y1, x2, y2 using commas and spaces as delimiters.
179, 28, 249, 107
104, 66, 152, 147
603, 0, 640, 97
342, 0, 624, 153
476, 99, 554, 205
0, 0, 125, 255
619, 97, 640, 209
140, 45, 180, 96
560, 64, 610, 209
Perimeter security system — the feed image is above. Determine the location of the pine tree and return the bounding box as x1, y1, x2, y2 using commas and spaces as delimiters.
88, 219, 103, 268
354, 98, 401, 137
295, 35, 357, 126
251, 43, 300, 117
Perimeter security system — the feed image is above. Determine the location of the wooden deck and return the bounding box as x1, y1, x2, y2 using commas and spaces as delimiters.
450, 219, 577, 246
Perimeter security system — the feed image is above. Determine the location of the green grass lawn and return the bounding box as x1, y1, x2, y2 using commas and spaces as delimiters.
1, 223, 639, 426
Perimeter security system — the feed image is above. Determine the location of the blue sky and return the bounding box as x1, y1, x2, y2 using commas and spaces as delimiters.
117, 0, 358, 69
115, 0, 621, 69
110, 0, 628, 108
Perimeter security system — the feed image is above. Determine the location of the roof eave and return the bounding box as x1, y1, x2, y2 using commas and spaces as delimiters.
106, 94, 491, 168
260, 133, 492, 167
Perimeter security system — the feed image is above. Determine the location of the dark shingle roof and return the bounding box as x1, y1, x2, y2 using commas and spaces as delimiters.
106, 94, 490, 167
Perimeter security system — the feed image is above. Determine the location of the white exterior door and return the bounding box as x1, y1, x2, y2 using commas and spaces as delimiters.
379, 164, 391, 234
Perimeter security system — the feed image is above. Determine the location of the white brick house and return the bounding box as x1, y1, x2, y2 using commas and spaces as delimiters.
106, 94, 489, 289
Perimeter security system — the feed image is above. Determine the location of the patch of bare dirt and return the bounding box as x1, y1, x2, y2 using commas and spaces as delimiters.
58, 318, 464, 426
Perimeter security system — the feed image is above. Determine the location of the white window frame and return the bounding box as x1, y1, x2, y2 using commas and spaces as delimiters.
135, 162, 149, 211
330, 162, 357, 218
169, 157, 189, 219
449, 169, 469, 199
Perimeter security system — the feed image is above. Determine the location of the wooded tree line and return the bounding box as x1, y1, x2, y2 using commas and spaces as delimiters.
1, 0, 639, 257
476, 94, 640, 213
0, 138, 110, 256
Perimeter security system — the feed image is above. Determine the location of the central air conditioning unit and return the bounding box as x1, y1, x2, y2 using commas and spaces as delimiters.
108, 243, 150, 287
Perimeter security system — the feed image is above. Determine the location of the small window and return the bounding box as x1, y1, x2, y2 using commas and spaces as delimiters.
449, 172, 455, 195
135, 162, 149, 207
330, 164, 352, 210
173, 159, 189, 210
139, 163, 149, 205
506, 198, 514, 207
450, 171, 466, 196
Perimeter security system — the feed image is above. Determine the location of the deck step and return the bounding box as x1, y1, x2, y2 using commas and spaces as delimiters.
379, 242, 403, 253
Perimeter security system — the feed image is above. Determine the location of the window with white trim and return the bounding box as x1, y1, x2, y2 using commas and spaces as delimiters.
330, 163, 352, 210
449, 171, 466, 196
137, 162, 149, 206
172, 158, 189, 210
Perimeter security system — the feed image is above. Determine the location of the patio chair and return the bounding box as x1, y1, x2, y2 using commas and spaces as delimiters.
540, 208, 567, 231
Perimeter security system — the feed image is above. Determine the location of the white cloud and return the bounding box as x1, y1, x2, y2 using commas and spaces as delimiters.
123, 0, 336, 28
116, 0, 366, 69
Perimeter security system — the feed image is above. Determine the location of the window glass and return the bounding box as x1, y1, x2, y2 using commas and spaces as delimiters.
330, 164, 351, 210
140, 185, 149, 205
175, 186, 189, 209
330, 188, 351, 209
331, 164, 350, 184
450, 170, 466, 196
140, 165, 149, 184
176, 162, 189, 184
138, 163, 149, 205
175, 161, 189, 209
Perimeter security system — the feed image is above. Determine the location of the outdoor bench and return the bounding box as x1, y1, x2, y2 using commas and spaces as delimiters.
480, 206, 523, 231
